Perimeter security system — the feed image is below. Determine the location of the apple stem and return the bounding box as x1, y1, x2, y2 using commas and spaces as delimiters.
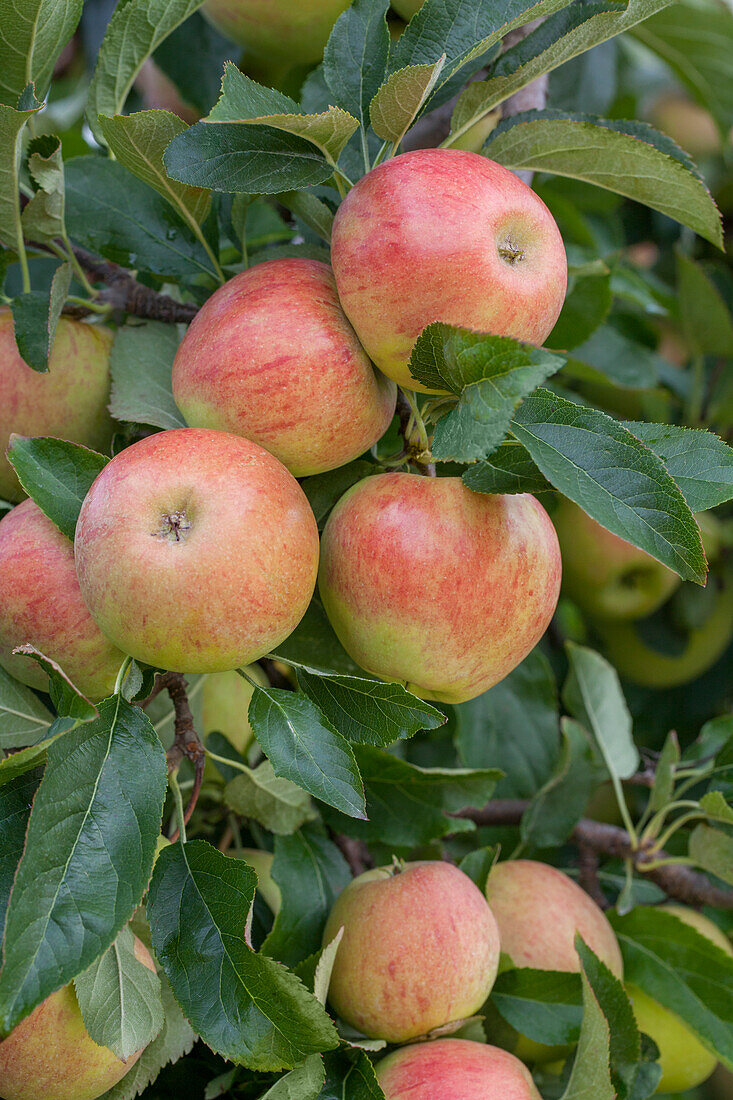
169, 771, 187, 845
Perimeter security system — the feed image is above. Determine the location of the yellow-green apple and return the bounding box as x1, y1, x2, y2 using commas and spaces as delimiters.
172, 259, 396, 477
627, 907, 732, 1094
200, 0, 350, 67
485, 860, 623, 1064
202, 665, 269, 755
648, 92, 723, 158
0, 499, 124, 699
330, 149, 567, 393
376, 1038, 542, 1099
323, 861, 500, 1042
593, 569, 733, 688
0, 936, 155, 1100
551, 498, 681, 621
0, 310, 113, 503
391, 0, 423, 17
237, 848, 281, 913
74, 428, 319, 673
318, 474, 561, 703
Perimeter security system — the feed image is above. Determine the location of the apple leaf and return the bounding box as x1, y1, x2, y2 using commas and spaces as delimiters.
261, 826, 351, 968
676, 252, 733, 358
300, 462, 377, 529
0, 664, 53, 749
491, 968, 583, 1045
321, 745, 501, 847
462, 443, 551, 495
688, 824, 733, 886
0, 741, 54, 789
563, 643, 640, 781
521, 716, 601, 848
0, 697, 167, 1036
322, 0, 391, 136
547, 273, 613, 351
0, 767, 42, 944
509, 389, 706, 583
224, 761, 318, 836
272, 601, 364, 677
74, 925, 164, 1061
248, 687, 366, 819
147, 840, 339, 1068
259, 1056, 326, 1100
279, 190, 335, 244
561, 950, 615, 1100
0, 93, 44, 255
485, 111, 723, 248
21, 136, 66, 245
6, 435, 108, 541
369, 57, 446, 145
320, 1049, 386, 1100
296, 669, 445, 747
565, 325, 665, 389
0, 0, 80, 107
11, 644, 98, 720
648, 730, 679, 812
110, 322, 187, 431
610, 907, 733, 1071
9, 262, 72, 372
622, 423, 733, 513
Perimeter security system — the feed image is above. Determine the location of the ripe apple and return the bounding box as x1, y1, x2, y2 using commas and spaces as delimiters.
202, 665, 269, 756
0, 499, 124, 699
330, 149, 567, 393
323, 861, 500, 1042
0, 935, 155, 1100
237, 848, 281, 914
318, 474, 561, 703
551, 498, 681, 621
74, 428, 319, 674
200, 0, 350, 67
172, 259, 396, 477
376, 1038, 542, 1100
648, 92, 723, 158
627, 907, 732, 1093
0, 310, 113, 503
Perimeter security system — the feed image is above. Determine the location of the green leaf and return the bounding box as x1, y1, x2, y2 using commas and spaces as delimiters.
688, 824, 733, 885
676, 251, 733, 357
224, 760, 318, 835
297, 669, 445, 747
648, 730, 679, 812
0, 697, 167, 1035
259, 1056, 326, 1100
454, 648, 559, 799
561, 946, 615, 1100
0, 0, 81, 106
109, 322, 186, 431
322, 745, 501, 847
65, 157, 218, 281
548, 273, 612, 351
21, 136, 66, 244
6, 435, 108, 541
485, 111, 723, 249
458, 846, 497, 894
213, 109, 359, 168
261, 827, 351, 968
9, 262, 72, 372
74, 925, 164, 1061
563, 643, 639, 780
611, 907, 733, 1071
320, 1049, 386, 1099
0, 767, 42, 941
86, 0, 206, 139
147, 840, 339, 1068
622, 422, 733, 512
279, 190, 334, 244
521, 716, 599, 847
271, 601, 364, 678
492, 968, 583, 1046
98, 111, 211, 227
0, 740, 54, 785
566, 325, 665, 389
248, 687, 366, 819
370, 57, 446, 144
95, 969, 196, 1100
12, 644, 98, 720
510, 389, 707, 583
462, 443, 551, 494
0, 666, 53, 749
300, 462, 376, 530
0, 94, 44, 257
322, 0, 391, 135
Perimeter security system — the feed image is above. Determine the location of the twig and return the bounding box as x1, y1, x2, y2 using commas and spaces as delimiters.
577, 841, 608, 910
157, 671, 206, 841
332, 833, 373, 877
70, 247, 198, 323
396, 391, 436, 476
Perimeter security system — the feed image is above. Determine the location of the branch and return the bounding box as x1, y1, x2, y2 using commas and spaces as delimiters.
157, 671, 206, 841
450, 800, 733, 910
332, 833, 373, 877
71, 247, 198, 323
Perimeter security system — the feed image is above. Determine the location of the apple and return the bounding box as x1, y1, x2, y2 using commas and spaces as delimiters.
376, 1038, 542, 1100
330, 149, 567, 393
237, 848, 281, 914
323, 861, 500, 1042
648, 92, 723, 158
0, 935, 155, 1100
0, 310, 113, 504
74, 428, 319, 674
0, 499, 124, 699
318, 474, 561, 704
551, 498, 681, 621
391, 0, 423, 17
172, 259, 396, 477
202, 665, 269, 756
135, 59, 199, 123
200, 0, 350, 67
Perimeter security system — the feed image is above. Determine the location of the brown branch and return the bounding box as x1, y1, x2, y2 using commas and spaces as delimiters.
71, 247, 198, 324
332, 833, 373, 877
450, 800, 733, 910
577, 841, 608, 910
157, 672, 206, 841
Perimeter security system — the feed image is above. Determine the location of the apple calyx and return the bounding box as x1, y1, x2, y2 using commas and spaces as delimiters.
155, 510, 192, 542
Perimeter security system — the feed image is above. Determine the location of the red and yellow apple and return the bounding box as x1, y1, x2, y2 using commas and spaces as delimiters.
0, 310, 113, 503
0, 936, 155, 1100
330, 149, 567, 392
172, 259, 396, 477
0, 499, 124, 699
376, 1038, 542, 1100
74, 428, 319, 673
318, 474, 561, 703
323, 861, 500, 1042
200, 0, 350, 66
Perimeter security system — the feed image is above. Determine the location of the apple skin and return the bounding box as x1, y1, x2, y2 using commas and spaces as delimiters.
318, 474, 561, 704
552, 498, 681, 622
376, 1038, 542, 1100
0, 499, 124, 699
202, 665, 269, 756
648, 92, 723, 158
200, 0, 350, 65
74, 428, 319, 674
0, 936, 155, 1100
323, 861, 500, 1043
0, 310, 113, 503
237, 848, 281, 914
330, 149, 567, 393
172, 260, 396, 477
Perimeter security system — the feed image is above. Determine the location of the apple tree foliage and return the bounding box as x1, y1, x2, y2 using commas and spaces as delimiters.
1, 0, 732, 1095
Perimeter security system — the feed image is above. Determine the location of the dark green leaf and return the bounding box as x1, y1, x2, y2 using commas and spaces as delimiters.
623, 422, 733, 512
109, 322, 186, 430
548, 273, 612, 351
563, 643, 639, 780
300, 462, 377, 530
462, 444, 551, 494
11, 644, 98, 720
6, 436, 108, 541
323, 0, 391, 134
458, 846, 497, 894
0, 665, 53, 749
0, 767, 42, 941
319, 1049, 386, 1100
561, 943, 615, 1100
491, 968, 583, 1045
676, 252, 733, 357
566, 325, 665, 389
152, 12, 237, 117
9, 263, 72, 372
521, 716, 600, 847
272, 601, 364, 676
